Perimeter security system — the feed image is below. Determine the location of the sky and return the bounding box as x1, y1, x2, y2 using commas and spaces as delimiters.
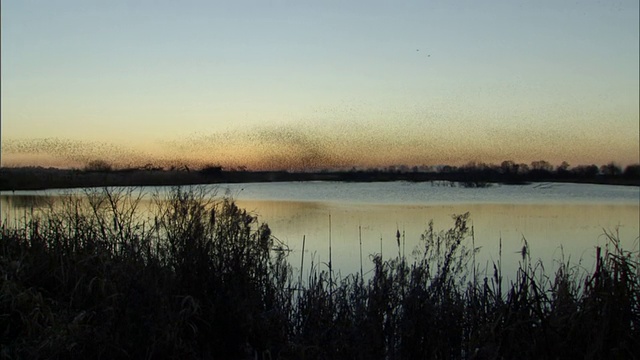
1, 0, 639, 170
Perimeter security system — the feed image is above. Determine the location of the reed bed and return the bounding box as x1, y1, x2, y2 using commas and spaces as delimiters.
1, 187, 638, 359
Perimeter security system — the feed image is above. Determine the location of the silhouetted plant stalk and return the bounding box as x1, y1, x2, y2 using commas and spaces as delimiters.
1, 187, 638, 359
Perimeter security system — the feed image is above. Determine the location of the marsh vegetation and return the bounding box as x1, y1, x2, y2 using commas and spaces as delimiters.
1, 187, 638, 359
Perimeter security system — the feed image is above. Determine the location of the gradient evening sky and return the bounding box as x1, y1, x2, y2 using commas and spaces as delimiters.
1, 0, 638, 170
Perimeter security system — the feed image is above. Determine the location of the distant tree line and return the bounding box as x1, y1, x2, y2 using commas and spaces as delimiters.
334, 160, 639, 187
1, 159, 638, 191
80, 159, 639, 178
360, 160, 639, 185
375, 160, 636, 176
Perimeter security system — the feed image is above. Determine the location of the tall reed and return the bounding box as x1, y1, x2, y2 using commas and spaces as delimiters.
1, 187, 638, 359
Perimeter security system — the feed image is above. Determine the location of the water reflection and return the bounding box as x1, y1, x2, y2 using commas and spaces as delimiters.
2, 194, 56, 209
234, 200, 639, 281
2, 191, 638, 283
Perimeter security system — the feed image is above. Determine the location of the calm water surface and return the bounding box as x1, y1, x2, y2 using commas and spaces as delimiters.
2, 182, 639, 280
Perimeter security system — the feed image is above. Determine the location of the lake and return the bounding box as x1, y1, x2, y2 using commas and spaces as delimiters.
2, 181, 639, 282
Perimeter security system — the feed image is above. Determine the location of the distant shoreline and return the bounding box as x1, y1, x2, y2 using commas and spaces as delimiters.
1, 166, 638, 191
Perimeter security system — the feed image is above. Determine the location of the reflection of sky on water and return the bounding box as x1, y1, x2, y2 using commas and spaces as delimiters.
1, 195, 55, 209
2, 181, 638, 205
1, 182, 638, 283
223, 181, 640, 205
232, 200, 639, 282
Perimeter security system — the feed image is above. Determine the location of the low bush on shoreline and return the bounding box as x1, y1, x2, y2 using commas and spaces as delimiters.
1, 187, 638, 359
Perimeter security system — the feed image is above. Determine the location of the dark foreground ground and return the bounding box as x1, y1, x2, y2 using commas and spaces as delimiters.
1, 165, 639, 191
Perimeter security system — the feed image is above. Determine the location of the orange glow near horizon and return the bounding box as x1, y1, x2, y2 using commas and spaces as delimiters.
2, 123, 639, 171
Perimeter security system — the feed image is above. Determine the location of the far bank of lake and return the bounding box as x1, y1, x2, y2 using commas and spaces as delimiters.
2, 165, 639, 191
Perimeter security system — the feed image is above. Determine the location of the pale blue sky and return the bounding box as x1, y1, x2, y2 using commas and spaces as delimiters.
2, 0, 638, 169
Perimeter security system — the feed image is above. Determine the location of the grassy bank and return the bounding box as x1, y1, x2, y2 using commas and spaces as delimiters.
1, 187, 638, 359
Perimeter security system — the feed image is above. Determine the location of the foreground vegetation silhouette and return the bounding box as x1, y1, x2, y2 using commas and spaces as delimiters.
1, 187, 638, 359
